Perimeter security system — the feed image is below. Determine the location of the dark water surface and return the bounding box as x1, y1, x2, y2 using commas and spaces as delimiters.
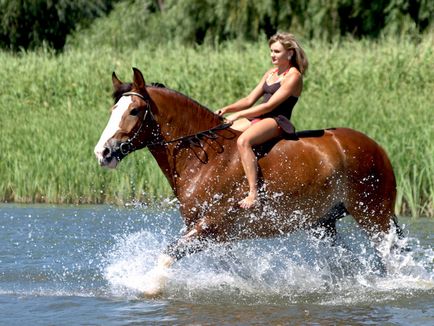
0, 204, 433, 325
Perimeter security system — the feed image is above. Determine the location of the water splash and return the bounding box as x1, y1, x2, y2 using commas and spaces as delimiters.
103, 217, 434, 305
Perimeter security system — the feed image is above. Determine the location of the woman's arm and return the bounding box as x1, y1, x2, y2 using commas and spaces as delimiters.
226, 68, 302, 121
217, 70, 271, 115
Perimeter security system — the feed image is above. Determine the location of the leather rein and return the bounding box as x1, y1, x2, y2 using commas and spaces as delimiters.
118, 92, 233, 155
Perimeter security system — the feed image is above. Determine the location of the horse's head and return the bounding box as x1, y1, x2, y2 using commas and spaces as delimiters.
94, 68, 157, 168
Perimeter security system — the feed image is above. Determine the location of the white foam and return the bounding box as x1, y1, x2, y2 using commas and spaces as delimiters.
103, 220, 434, 304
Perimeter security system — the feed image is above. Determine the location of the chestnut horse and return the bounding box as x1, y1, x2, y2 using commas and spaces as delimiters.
94, 68, 401, 292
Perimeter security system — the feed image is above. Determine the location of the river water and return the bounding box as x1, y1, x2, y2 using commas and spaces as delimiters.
0, 204, 433, 325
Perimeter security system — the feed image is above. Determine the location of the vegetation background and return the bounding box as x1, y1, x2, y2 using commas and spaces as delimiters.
0, 0, 433, 217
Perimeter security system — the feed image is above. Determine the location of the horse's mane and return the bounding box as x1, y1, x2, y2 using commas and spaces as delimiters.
156, 86, 223, 128
113, 82, 222, 125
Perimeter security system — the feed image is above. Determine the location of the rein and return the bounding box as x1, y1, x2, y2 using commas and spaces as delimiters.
118, 92, 233, 155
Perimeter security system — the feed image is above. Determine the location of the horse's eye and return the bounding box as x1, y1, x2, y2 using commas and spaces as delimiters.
130, 108, 139, 116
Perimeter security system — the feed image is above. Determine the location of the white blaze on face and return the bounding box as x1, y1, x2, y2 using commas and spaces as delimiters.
94, 96, 133, 162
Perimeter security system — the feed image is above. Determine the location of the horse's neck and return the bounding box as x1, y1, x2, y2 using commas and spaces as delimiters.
148, 146, 178, 190
149, 88, 221, 140
146, 87, 224, 192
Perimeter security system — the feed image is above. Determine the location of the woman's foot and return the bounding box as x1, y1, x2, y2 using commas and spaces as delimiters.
239, 192, 259, 209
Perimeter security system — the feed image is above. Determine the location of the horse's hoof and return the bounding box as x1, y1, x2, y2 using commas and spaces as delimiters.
138, 284, 164, 299
137, 255, 174, 299
137, 268, 167, 298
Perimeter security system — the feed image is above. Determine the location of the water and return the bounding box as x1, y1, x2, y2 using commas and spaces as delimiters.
0, 204, 433, 325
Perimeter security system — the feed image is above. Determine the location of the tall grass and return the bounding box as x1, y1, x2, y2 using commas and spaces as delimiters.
0, 33, 433, 216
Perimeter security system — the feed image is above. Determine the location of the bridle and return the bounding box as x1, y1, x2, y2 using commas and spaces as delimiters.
116, 92, 233, 156
117, 91, 154, 155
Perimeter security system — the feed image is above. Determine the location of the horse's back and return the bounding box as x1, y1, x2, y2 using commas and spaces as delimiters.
262, 127, 393, 178
259, 127, 396, 216
259, 128, 346, 181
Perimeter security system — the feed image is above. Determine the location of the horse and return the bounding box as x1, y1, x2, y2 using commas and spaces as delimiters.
94, 68, 402, 295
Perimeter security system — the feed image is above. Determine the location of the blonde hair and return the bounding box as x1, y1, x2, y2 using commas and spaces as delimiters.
268, 32, 308, 75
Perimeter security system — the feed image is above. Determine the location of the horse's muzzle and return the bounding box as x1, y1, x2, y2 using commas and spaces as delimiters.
95, 140, 126, 169
97, 149, 118, 169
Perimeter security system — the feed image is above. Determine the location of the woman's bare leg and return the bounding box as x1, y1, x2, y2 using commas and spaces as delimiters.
231, 118, 252, 132
236, 118, 281, 208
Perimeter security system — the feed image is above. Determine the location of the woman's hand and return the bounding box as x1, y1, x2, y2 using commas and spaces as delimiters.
217, 107, 229, 116
226, 113, 241, 122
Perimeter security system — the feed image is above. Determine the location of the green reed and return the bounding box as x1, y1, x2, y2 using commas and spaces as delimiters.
0, 33, 433, 216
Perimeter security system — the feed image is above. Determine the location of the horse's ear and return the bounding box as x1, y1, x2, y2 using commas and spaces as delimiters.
112, 72, 123, 90
132, 67, 146, 90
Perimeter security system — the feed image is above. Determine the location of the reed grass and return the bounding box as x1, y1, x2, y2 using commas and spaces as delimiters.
0, 33, 433, 216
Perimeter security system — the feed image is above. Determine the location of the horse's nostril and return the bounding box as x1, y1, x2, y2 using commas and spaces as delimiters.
102, 147, 111, 158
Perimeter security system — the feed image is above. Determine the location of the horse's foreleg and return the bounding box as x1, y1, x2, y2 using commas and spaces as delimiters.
138, 251, 182, 297
163, 233, 208, 262
162, 219, 215, 262
141, 219, 215, 297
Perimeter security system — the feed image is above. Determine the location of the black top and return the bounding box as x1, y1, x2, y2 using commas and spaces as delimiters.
260, 81, 298, 120
252, 80, 298, 134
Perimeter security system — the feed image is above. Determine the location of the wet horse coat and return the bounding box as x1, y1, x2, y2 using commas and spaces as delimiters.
95, 68, 399, 262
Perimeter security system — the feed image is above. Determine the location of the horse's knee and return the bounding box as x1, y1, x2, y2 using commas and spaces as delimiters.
163, 220, 217, 261
163, 237, 203, 261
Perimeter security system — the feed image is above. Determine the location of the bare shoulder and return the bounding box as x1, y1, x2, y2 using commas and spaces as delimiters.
281, 67, 303, 95
283, 67, 302, 81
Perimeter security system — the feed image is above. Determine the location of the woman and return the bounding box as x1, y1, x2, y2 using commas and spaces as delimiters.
218, 32, 308, 209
